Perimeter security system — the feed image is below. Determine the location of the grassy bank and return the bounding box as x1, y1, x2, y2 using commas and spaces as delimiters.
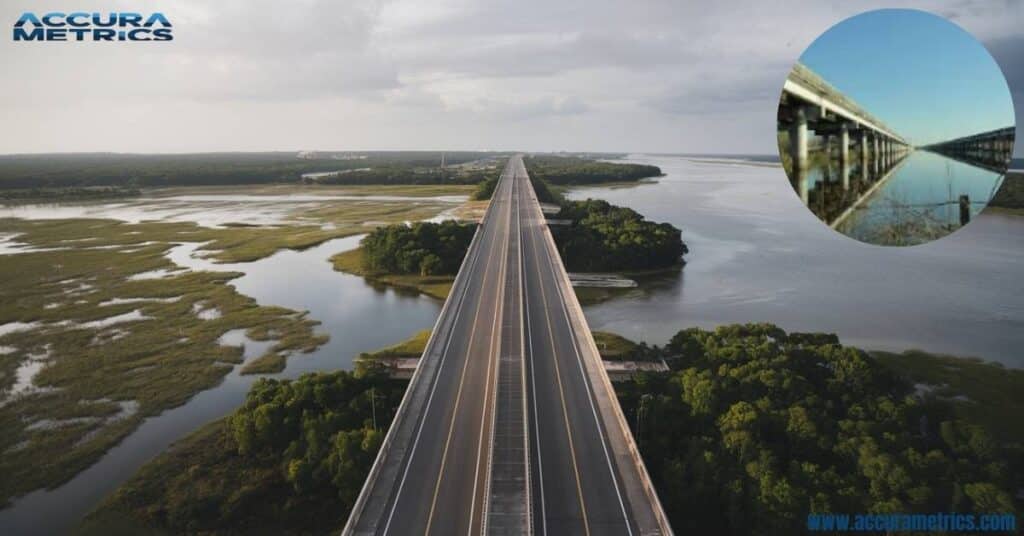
331, 247, 455, 300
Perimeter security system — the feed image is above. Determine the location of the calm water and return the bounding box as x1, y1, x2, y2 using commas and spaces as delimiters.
0, 236, 442, 534
794, 150, 1004, 245
573, 154, 1024, 366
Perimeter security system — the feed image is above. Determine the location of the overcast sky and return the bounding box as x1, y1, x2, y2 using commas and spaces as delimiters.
1, 0, 1020, 155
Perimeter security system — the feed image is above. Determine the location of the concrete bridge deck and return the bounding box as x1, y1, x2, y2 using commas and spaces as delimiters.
343, 155, 672, 535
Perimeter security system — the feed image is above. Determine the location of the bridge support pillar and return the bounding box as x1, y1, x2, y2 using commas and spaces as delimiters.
790, 106, 808, 174
861, 131, 869, 182
840, 123, 850, 169
872, 135, 880, 177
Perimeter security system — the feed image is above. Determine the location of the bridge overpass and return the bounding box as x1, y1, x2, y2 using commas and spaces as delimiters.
924, 126, 1016, 174
779, 62, 910, 180
344, 156, 672, 535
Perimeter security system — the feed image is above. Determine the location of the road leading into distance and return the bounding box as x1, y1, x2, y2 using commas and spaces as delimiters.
345, 155, 671, 536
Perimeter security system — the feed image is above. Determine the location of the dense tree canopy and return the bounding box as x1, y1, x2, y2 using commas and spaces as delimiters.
228, 369, 402, 505
525, 155, 662, 185
616, 324, 1022, 535
360, 221, 476, 276
552, 199, 687, 272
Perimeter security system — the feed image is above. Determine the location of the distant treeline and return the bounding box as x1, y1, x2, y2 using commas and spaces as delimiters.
0, 185, 140, 201
361, 221, 476, 276
552, 199, 687, 272
524, 155, 662, 185
0, 152, 500, 189
314, 166, 498, 186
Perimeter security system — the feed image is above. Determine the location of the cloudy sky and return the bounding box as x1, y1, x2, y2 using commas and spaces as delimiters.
1, 0, 1020, 155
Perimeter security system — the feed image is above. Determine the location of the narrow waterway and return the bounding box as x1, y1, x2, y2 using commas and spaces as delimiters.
0, 236, 442, 534
571, 154, 1024, 367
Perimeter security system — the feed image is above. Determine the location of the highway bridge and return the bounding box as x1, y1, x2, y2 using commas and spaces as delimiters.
779, 62, 910, 180
924, 126, 1016, 173
344, 156, 671, 535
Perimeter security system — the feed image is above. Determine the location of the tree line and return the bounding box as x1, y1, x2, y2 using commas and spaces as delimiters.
0, 152, 498, 189
525, 155, 662, 185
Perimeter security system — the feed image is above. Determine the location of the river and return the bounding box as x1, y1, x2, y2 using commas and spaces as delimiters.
571, 154, 1024, 367
2, 156, 1023, 532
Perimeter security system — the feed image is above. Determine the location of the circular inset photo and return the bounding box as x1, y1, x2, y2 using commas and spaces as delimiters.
776, 9, 1015, 246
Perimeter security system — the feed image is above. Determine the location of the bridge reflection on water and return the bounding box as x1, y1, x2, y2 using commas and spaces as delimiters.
792, 149, 1005, 245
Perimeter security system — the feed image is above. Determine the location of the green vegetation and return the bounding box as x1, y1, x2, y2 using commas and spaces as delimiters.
81, 368, 403, 535
873, 349, 1024, 444
357, 330, 432, 361
88, 323, 1023, 535
552, 199, 688, 272
0, 217, 355, 505
330, 219, 475, 296
0, 152, 502, 189
472, 175, 499, 200
989, 172, 1024, 213
314, 165, 494, 186
0, 186, 140, 201
524, 155, 662, 185
360, 221, 476, 276
331, 247, 454, 300
591, 331, 663, 362
614, 324, 1023, 534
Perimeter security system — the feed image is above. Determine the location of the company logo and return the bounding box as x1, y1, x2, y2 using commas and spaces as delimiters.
13, 12, 173, 42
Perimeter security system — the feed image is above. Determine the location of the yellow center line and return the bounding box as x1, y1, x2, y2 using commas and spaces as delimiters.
527, 202, 591, 536
424, 174, 509, 535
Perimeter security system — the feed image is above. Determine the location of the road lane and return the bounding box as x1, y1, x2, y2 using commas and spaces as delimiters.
349, 159, 518, 535
346, 155, 670, 536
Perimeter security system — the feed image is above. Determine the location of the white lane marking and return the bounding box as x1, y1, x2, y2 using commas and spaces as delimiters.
382, 162, 511, 535
522, 175, 548, 535
471, 168, 511, 535
525, 193, 591, 536
538, 222, 634, 536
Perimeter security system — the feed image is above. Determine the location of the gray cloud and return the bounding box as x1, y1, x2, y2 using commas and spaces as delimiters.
0, 0, 1019, 154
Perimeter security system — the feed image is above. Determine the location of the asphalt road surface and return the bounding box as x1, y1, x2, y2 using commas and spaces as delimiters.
346, 156, 668, 535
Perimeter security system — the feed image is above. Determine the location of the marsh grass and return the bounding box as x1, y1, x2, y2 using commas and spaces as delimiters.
330, 247, 454, 300
0, 217, 343, 505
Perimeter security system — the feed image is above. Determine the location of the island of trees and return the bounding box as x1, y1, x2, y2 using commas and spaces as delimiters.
83, 324, 1022, 534
524, 155, 662, 185
360, 220, 476, 276
355, 194, 686, 278
552, 199, 687, 272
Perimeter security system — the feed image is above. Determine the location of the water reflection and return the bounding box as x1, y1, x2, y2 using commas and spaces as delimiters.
792, 149, 1004, 246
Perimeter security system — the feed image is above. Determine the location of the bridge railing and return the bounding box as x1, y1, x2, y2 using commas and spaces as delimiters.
523, 169, 674, 536
342, 203, 492, 535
